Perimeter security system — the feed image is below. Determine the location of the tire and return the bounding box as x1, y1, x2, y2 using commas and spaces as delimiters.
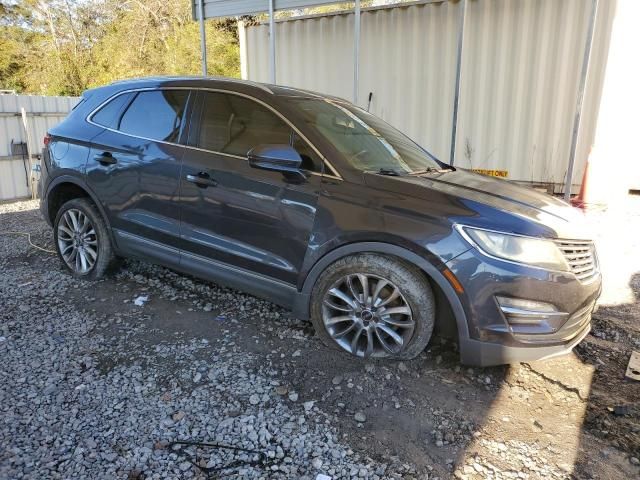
310, 253, 435, 360
53, 198, 115, 280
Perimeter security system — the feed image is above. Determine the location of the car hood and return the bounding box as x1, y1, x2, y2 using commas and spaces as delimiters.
363, 168, 592, 240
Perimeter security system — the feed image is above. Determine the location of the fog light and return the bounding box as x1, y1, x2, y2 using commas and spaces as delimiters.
496, 296, 568, 333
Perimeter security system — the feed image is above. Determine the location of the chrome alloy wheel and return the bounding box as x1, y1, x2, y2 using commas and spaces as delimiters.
321, 274, 415, 358
57, 208, 98, 274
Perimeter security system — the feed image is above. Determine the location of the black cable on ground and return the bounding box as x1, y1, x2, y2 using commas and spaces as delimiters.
0, 231, 55, 254
167, 440, 285, 479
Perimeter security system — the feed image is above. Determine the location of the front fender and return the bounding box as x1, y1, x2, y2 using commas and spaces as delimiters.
293, 241, 470, 345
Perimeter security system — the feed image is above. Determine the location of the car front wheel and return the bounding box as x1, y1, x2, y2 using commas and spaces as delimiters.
310, 253, 435, 360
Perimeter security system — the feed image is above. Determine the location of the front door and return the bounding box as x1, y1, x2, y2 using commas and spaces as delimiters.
86, 89, 191, 262
178, 90, 323, 287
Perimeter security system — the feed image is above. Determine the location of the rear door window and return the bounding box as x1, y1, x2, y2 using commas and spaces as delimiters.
119, 90, 189, 143
91, 92, 134, 129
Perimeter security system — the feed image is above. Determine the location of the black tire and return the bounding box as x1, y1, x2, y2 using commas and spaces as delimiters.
310, 253, 435, 360
53, 198, 116, 280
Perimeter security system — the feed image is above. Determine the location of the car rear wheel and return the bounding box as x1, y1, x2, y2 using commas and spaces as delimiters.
53, 198, 115, 279
310, 254, 435, 360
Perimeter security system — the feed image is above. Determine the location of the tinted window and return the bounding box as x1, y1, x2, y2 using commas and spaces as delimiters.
197, 92, 291, 157
119, 90, 188, 142
91, 92, 133, 128
288, 98, 443, 174
292, 132, 322, 173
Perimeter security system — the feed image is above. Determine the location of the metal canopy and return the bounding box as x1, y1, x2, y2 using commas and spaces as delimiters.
193, 0, 354, 87
192, 1, 340, 19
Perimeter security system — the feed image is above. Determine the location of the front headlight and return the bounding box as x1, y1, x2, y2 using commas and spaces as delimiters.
458, 226, 569, 271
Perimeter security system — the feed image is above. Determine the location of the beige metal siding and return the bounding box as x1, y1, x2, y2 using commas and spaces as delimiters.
359, 1, 460, 162
243, 0, 615, 190
455, 0, 615, 187
0, 94, 79, 201
246, 13, 355, 100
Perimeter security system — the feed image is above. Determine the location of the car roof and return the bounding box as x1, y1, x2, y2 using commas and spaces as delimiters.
100, 76, 347, 102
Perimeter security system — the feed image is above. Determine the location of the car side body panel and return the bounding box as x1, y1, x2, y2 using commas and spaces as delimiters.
85, 129, 186, 252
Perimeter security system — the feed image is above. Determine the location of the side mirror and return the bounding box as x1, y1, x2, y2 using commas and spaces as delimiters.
247, 144, 302, 174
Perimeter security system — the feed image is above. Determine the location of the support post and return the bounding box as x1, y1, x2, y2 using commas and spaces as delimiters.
449, 0, 467, 165
238, 20, 248, 80
353, 0, 361, 104
564, 0, 598, 201
269, 0, 276, 84
20, 107, 35, 200
198, 0, 207, 76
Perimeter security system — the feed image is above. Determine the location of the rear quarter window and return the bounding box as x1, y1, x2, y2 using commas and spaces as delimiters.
90, 92, 134, 128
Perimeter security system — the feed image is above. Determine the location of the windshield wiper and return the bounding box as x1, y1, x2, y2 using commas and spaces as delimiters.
371, 168, 402, 176
409, 166, 453, 176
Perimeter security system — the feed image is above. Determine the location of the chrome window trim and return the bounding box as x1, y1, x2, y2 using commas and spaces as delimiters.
86, 86, 343, 180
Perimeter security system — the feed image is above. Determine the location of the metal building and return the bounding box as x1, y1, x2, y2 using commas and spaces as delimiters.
238, 0, 617, 194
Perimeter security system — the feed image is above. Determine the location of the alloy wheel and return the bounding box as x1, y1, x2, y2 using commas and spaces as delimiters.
321, 274, 415, 358
57, 208, 98, 274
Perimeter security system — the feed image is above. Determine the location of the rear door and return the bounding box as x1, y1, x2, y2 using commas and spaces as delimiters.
178, 90, 324, 286
86, 88, 191, 263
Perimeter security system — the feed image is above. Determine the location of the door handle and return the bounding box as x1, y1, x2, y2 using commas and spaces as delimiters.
94, 152, 117, 165
186, 172, 217, 188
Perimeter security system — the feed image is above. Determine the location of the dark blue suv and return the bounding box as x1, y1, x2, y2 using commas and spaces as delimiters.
39, 77, 601, 366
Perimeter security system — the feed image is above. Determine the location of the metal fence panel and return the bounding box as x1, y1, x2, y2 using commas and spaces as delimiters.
0, 94, 79, 201
243, 0, 615, 191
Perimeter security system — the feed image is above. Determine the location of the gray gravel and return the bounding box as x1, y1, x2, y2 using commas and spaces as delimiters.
2, 198, 639, 480
0, 200, 411, 479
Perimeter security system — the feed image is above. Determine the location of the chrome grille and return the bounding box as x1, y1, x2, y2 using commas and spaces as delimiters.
555, 240, 598, 281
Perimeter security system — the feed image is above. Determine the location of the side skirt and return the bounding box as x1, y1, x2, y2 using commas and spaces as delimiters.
113, 229, 299, 311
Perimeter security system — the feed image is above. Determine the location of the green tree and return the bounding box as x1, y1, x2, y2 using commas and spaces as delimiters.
0, 0, 240, 96
0, 1, 39, 91
91, 0, 239, 87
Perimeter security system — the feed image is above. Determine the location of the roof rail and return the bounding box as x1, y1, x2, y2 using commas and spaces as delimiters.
208, 76, 274, 94
109, 76, 274, 95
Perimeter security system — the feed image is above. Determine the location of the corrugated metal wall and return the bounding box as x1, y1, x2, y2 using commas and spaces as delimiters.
456, 0, 614, 187
243, 0, 616, 191
0, 94, 79, 201
245, 11, 356, 99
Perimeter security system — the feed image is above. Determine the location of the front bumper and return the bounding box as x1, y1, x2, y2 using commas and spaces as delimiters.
459, 319, 591, 366
447, 247, 601, 367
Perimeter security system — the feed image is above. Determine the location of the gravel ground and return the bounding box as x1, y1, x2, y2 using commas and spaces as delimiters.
1, 197, 639, 480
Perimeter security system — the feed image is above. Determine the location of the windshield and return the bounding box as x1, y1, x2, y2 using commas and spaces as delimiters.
288, 98, 444, 174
